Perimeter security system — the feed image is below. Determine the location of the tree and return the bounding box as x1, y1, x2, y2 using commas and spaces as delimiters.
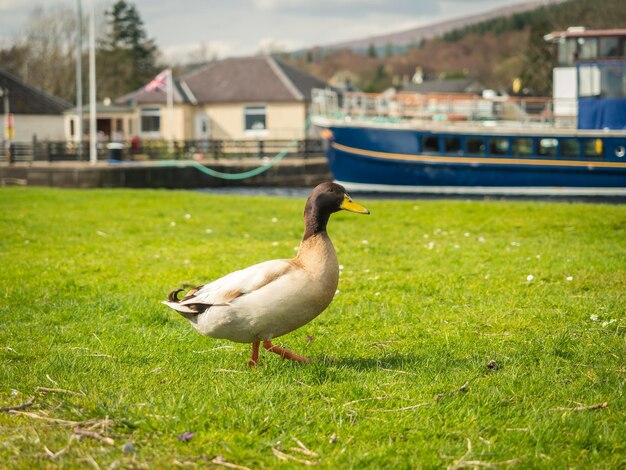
384, 43, 394, 58
97, 0, 158, 99
366, 43, 377, 58
1, 5, 84, 102
520, 19, 553, 95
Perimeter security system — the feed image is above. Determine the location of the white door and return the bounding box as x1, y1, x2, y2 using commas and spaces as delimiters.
194, 113, 210, 140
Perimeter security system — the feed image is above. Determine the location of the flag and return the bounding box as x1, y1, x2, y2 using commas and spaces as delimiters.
145, 70, 168, 92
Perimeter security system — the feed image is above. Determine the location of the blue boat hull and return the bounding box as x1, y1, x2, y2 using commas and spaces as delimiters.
317, 123, 626, 195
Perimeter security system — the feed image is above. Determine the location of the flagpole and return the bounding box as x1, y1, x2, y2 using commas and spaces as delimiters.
88, 0, 97, 164
75, 0, 83, 160
167, 68, 174, 154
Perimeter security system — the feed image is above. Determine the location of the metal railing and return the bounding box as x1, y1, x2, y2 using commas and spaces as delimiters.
312, 88, 578, 128
0, 138, 324, 164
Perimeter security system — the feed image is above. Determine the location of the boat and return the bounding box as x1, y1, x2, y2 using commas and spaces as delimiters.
311, 28, 626, 196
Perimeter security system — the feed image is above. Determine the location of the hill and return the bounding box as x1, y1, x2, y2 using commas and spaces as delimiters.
283, 0, 626, 96
327, 0, 564, 52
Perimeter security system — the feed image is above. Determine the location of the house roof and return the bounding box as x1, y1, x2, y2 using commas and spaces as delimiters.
0, 69, 72, 115
115, 79, 194, 106
401, 78, 484, 94
116, 55, 328, 106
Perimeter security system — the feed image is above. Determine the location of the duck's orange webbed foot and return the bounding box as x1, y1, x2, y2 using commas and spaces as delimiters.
248, 341, 260, 368
262, 340, 310, 363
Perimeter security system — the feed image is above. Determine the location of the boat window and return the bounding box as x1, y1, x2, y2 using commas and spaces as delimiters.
579, 63, 626, 98
466, 137, 484, 155
423, 135, 439, 153
538, 138, 558, 157
578, 37, 597, 60
599, 37, 619, 58
557, 38, 577, 66
444, 137, 462, 154
512, 138, 532, 156
489, 138, 509, 156
583, 139, 603, 158
560, 139, 580, 157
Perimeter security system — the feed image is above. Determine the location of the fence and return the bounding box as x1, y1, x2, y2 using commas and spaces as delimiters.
0, 138, 324, 164
312, 88, 578, 128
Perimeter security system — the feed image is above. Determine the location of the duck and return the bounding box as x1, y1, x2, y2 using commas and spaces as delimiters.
163, 182, 370, 366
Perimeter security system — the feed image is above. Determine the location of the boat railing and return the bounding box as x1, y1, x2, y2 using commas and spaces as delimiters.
311, 88, 577, 128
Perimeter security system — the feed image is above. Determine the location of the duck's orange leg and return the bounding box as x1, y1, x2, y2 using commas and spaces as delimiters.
248, 341, 260, 367
263, 341, 310, 363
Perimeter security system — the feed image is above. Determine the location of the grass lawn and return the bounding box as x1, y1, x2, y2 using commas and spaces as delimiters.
0, 187, 624, 469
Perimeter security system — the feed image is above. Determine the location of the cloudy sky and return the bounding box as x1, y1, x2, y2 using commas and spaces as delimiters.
0, 0, 528, 62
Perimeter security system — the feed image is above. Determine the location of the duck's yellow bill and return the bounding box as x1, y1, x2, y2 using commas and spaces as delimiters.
340, 194, 370, 214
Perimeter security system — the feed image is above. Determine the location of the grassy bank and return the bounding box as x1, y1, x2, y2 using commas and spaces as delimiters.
1, 187, 624, 468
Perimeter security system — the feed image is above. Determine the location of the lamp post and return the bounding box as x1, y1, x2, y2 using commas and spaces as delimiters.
0, 87, 12, 163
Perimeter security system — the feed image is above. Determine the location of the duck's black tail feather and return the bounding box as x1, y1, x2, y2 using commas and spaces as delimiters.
168, 288, 185, 302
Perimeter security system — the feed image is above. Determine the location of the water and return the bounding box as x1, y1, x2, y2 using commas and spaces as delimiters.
195, 186, 625, 203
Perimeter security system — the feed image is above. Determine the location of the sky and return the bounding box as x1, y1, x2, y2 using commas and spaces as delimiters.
0, 0, 529, 63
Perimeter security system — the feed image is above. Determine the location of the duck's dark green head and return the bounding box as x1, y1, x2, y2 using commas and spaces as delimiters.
303, 182, 369, 238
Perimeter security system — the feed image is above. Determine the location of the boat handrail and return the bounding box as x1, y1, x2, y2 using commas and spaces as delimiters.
312, 88, 577, 129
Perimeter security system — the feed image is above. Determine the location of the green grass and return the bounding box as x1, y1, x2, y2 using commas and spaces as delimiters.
1, 187, 625, 469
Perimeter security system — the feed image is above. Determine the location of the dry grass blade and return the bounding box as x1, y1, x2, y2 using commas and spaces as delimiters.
78, 455, 101, 469
73, 427, 115, 446
436, 382, 469, 402
379, 367, 418, 376
376, 402, 431, 413
447, 438, 521, 469
447, 438, 474, 470
342, 396, 387, 407
272, 442, 319, 466
44, 444, 69, 460
455, 458, 522, 468
9, 410, 79, 426
289, 437, 319, 457
0, 397, 35, 412
211, 456, 253, 470
37, 387, 86, 397
551, 402, 608, 412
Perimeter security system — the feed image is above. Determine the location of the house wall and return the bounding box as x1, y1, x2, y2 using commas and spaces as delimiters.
137, 104, 195, 141
64, 113, 135, 142
58, 102, 308, 142
10, 115, 66, 142
204, 102, 307, 140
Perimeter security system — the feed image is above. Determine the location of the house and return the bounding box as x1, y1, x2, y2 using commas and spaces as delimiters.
0, 68, 71, 142
65, 55, 329, 143
400, 77, 485, 94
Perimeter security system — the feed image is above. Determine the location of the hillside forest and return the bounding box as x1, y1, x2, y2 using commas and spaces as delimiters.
283, 0, 626, 95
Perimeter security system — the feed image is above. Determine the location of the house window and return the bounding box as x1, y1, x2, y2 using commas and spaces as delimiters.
140, 108, 161, 135
244, 105, 267, 133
